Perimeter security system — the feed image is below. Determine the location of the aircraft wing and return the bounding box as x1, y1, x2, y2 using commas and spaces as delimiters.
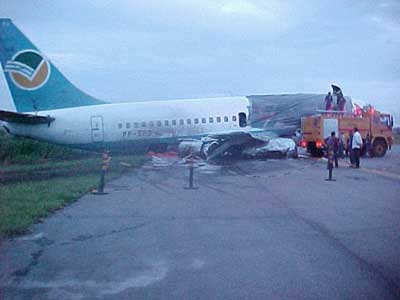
205, 127, 277, 142
0, 110, 55, 125
178, 128, 284, 160
200, 127, 279, 160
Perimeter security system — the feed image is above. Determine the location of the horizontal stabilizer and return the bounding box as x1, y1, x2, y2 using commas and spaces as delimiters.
0, 110, 55, 125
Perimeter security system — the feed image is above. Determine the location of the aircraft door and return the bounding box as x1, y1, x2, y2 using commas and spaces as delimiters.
239, 112, 247, 127
91, 116, 104, 142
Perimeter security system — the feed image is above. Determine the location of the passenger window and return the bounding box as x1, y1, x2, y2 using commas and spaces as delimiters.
216, 116, 221, 123
134, 122, 139, 128
224, 116, 229, 122
172, 120, 177, 126
118, 123, 122, 129
209, 117, 214, 123
126, 123, 131, 129
141, 121, 146, 127
187, 119, 192, 125
157, 121, 162, 127
232, 115, 237, 122
179, 119, 184, 125
149, 121, 154, 127
164, 120, 169, 126
202, 118, 206, 124
239, 112, 247, 127
194, 118, 199, 124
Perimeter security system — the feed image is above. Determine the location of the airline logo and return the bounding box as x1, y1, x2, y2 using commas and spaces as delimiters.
4, 49, 50, 90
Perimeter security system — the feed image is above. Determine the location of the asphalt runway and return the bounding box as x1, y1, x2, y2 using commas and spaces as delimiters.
1, 146, 400, 300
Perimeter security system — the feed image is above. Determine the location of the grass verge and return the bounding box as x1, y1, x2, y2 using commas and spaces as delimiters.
0, 156, 144, 237
0, 175, 99, 236
0, 128, 147, 237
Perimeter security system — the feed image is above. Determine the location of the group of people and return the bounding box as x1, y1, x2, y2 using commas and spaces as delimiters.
324, 91, 346, 112
325, 127, 363, 169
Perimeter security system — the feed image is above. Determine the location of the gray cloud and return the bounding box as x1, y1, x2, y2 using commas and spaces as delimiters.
0, 0, 399, 123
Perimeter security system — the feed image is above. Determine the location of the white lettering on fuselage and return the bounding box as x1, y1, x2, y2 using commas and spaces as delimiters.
118, 114, 240, 140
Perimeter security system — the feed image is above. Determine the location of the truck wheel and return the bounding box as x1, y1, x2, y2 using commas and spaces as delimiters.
373, 139, 387, 157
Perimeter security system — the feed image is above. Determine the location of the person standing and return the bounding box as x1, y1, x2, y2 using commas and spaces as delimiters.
366, 133, 372, 157
326, 131, 339, 168
325, 92, 333, 111
338, 132, 345, 158
346, 130, 353, 159
352, 127, 363, 168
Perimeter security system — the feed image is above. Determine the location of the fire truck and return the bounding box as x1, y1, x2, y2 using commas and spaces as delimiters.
300, 106, 394, 157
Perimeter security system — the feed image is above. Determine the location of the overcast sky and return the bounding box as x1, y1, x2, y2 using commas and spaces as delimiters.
0, 0, 399, 121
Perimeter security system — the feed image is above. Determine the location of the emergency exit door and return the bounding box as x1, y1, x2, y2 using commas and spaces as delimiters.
91, 116, 104, 142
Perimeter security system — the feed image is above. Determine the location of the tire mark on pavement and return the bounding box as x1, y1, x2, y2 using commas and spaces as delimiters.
61, 222, 149, 245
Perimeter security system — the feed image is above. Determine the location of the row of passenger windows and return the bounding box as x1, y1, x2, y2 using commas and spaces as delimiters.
118, 115, 239, 129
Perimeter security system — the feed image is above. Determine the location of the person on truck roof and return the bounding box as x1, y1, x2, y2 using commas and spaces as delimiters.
325, 92, 333, 111
338, 95, 346, 112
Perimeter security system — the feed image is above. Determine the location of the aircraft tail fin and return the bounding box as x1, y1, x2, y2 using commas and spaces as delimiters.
0, 19, 104, 112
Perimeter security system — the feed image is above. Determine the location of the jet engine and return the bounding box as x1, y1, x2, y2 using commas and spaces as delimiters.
178, 140, 204, 157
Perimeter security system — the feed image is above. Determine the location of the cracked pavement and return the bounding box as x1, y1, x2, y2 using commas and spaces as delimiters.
0, 147, 400, 299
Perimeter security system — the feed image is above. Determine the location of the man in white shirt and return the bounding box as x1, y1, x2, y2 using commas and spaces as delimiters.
351, 127, 363, 168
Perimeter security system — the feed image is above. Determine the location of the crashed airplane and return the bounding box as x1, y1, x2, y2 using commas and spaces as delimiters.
0, 19, 352, 160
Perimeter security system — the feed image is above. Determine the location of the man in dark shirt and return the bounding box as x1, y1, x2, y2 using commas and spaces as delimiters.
326, 131, 339, 168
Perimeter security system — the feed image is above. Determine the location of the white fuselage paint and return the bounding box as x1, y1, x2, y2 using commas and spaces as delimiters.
6, 97, 251, 146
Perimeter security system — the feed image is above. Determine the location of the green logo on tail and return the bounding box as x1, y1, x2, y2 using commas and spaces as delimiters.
4, 49, 51, 90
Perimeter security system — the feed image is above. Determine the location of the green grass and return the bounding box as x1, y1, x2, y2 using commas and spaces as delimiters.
0, 155, 145, 237
0, 128, 93, 164
0, 129, 147, 237
0, 175, 99, 236
1, 155, 145, 183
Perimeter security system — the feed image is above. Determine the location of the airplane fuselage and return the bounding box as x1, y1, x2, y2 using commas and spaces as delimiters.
5, 97, 251, 149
